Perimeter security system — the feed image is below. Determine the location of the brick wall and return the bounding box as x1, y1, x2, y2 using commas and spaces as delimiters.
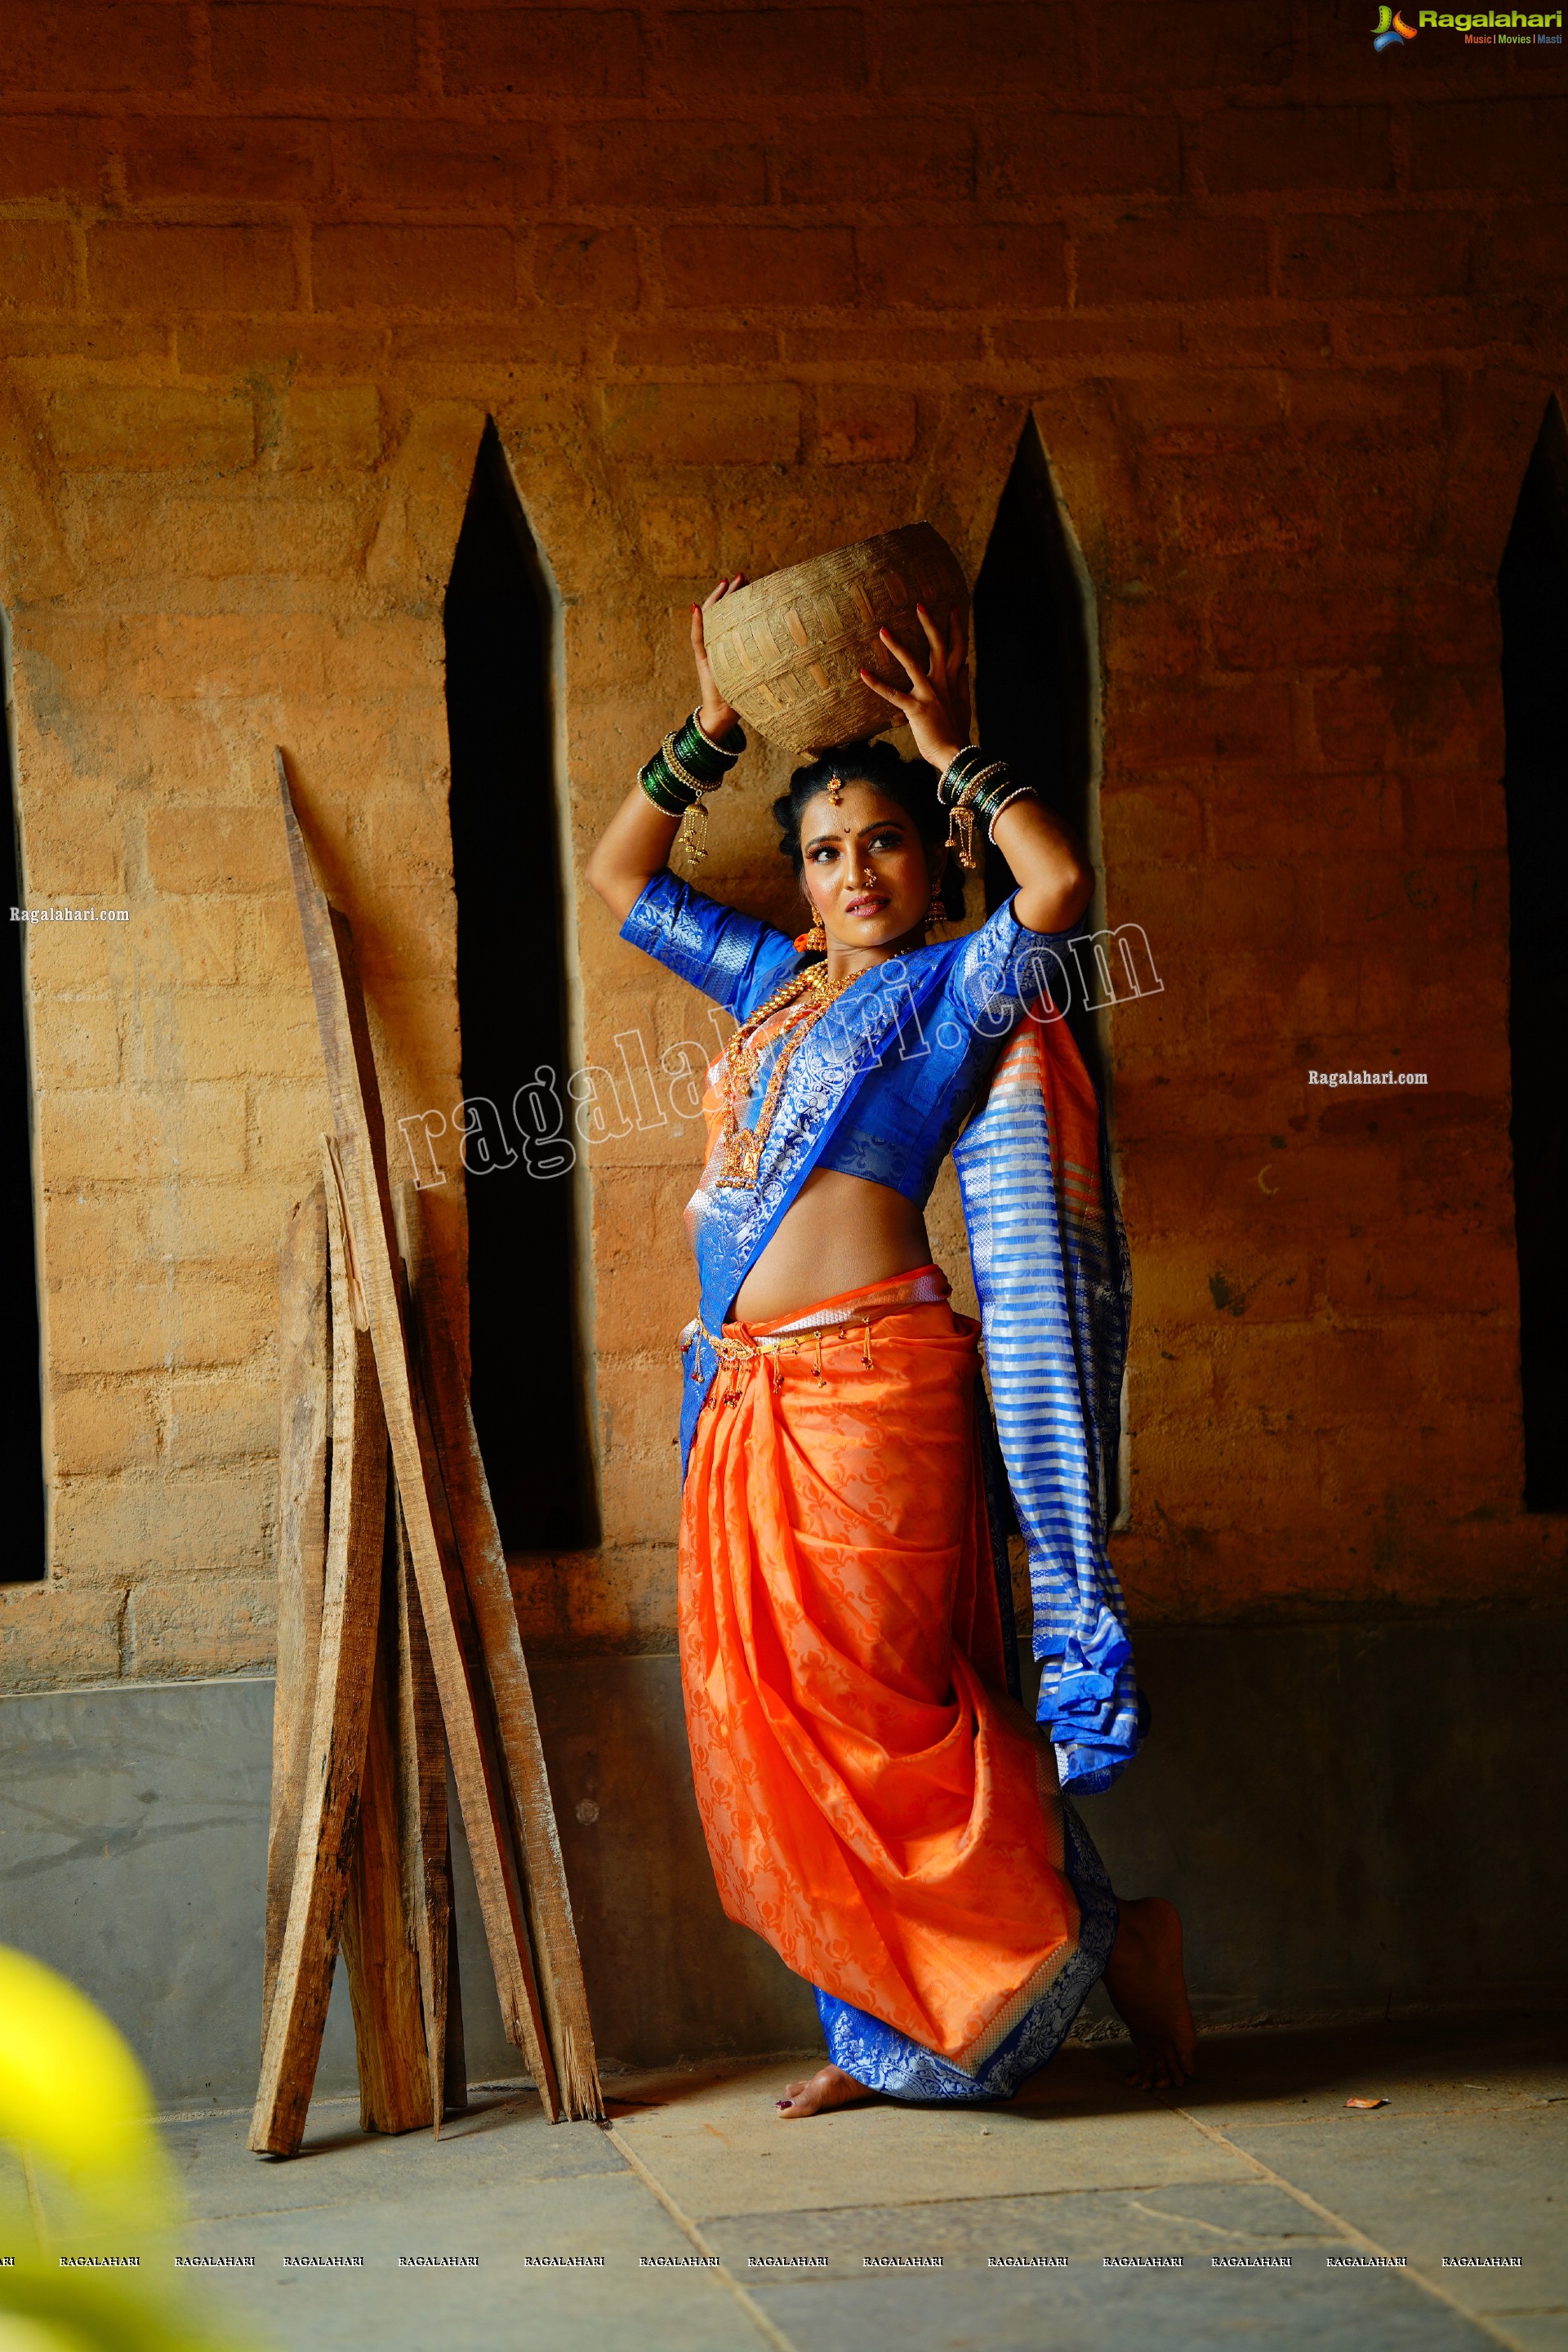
1, 0, 1563, 1686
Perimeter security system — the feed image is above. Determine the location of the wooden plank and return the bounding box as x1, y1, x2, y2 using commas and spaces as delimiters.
249, 1135, 388, 2158
399, 1267, 559, 2116
399, 1184, 602, 2119
392, 1499, 466, 2134
275, 747, 560, 2118
262, 1178, 330, 2045
340, 1472, 434, 2136
443, 1895, 468, 2122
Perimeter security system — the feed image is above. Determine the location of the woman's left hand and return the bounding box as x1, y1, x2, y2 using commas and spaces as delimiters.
693, 576, 746, 739
859, 603, 971, 773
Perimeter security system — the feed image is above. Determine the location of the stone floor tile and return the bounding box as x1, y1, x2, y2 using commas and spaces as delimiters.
742, 2260, 1497, 2352
702, 2178, 1346, 2270
1494, 2319, 1568, 2352
1177, 2016, 1568, 2131
610, 2056, 1251, 2221
1208, 2103, 1568, 2323
170, 2135, 756, 2350
166, 2087, 621, 2221
6, 2023, 1546, 2351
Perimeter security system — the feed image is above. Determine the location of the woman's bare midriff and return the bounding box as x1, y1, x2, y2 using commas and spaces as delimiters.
731, 1168, 934, 1324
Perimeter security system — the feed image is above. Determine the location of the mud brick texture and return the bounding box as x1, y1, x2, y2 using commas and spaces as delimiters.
0, 1, 1563, 1687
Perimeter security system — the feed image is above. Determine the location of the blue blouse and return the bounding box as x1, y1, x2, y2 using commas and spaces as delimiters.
620, 868, 1081, 1214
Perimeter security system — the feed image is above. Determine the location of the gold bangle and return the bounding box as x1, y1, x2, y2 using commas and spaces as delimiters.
662, 735, 721, 796
985, 786, 1036, 840
690, 709, 742, 761
939, 748, 1004, 806
951, 760, 1008, 808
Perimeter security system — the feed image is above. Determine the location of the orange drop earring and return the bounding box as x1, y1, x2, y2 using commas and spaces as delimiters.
795, 904, 826, 953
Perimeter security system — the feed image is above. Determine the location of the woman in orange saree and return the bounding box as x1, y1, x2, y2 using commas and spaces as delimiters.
587, 582, 1194, 2114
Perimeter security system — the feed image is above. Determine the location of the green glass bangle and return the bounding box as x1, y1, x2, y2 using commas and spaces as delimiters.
687, 708, 746, 764
639, 757, 696, 817
662, 733, 728, 798
964, 766, 1013, 809
668, 713, 737, 788
952, 762, 1009, 809
938, 746, 1006, 807
969, 784, 1021, 828
936, 751, 966, 805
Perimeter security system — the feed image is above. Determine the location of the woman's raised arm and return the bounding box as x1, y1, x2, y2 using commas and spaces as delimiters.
985, 792, 1094, 937
585, 576, 746, 924
859, 605, 1094, 938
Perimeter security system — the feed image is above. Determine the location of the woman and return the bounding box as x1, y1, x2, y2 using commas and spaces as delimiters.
586, 579, 1194, 2117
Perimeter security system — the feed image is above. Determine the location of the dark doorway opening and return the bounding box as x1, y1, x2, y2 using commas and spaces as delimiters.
2, 623, 46, 1579
444, 423, 596, 1550
1499, 399, 1568, 1511
971, 421, 1127, 1527
971, 417, 1104, 1094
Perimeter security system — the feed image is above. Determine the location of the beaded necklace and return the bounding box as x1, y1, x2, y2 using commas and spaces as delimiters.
713, 959, 858, 1190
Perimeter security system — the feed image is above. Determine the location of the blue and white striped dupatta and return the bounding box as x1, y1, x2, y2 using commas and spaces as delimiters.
956, 1009, 1138, 1794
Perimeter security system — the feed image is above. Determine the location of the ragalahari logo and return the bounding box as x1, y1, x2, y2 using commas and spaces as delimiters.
1373, 4, 1419, 43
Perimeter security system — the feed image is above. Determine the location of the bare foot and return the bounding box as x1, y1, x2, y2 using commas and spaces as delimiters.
775, 2064, 874, 2119
1102, 1895, 1197, 2091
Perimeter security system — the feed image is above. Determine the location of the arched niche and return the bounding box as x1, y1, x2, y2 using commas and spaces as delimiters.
971, 420, 1126, 1528
1499, 396, 1568, 1512
444, 422, 597, 1551
1, 608, 45, 1579
972, 416, 1106, 1097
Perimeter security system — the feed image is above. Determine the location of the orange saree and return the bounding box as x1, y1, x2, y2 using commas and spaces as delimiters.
679, 1266, 1098, 2075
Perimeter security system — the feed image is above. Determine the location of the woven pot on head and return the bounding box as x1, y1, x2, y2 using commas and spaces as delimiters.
704, 523, 969, 755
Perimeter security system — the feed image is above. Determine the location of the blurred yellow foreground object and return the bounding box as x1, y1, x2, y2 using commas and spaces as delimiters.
0, 1948, 168, 2209
0, 1945, 250, 2351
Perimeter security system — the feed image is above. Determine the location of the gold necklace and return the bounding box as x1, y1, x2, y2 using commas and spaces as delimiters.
715, 960, 856, 1190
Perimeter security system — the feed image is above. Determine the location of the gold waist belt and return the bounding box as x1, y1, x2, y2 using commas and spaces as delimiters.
690, 1266, 951, 1396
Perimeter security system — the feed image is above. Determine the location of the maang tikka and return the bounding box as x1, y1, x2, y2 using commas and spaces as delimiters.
792, 779, 844, 948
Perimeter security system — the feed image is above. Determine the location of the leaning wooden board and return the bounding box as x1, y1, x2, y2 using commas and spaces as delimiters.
250, 1138, 388, 2155
276, 747, 598, 2119
339, 1470, 434, 2138
261, 1179, 330, 2042
392, 1501, 467, 2133
403, 1253, 560, 2114
261, 1160, 467, 2145
399, 1183, 599, 2118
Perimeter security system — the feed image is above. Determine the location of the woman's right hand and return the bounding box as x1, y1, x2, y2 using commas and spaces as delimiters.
858, 602, 970, 776
692, 576, 745, 738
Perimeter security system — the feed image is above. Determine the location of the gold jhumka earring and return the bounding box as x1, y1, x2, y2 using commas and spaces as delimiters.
924, 883, 946, 935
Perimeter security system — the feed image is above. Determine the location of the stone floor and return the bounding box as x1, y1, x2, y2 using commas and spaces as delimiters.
140, 2014, 1566, 2350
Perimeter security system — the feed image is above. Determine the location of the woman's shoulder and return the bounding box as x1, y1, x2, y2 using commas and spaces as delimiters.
942, 893, 1086, 972
620, 870, 797, 1016
916, 896, 1087, 1034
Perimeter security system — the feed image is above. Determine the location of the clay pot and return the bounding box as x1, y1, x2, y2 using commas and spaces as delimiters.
704, 523, 969, 755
